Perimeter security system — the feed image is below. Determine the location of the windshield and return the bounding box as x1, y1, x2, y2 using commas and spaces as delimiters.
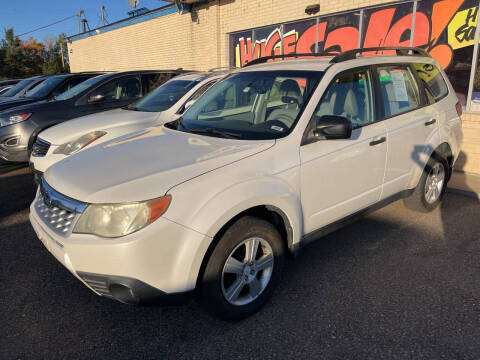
55, 74, 111, 101
129, 79, 200, 112
165, 71, 323, 140
1, 78, 37, 97
24, 76, 67, 98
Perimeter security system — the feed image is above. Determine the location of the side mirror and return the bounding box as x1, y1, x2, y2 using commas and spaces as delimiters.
88, 93, 105, 104
314, 115, 352, 140
182, 99, 196, 113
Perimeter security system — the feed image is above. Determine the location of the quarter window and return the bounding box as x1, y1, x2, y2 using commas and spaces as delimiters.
377, 66, 421, 117
412, 63, 449, 102
315, 69, 374, 129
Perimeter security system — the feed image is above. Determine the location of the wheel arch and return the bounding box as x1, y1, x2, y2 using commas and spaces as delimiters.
408, 141, 454, 189
194, 204, 295, 292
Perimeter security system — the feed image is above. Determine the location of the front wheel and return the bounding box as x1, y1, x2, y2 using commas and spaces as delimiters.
199, 216, 285, 320
404, 155, 449, 212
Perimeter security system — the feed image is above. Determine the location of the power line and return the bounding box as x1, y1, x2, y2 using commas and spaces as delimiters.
17, 14, 78, 37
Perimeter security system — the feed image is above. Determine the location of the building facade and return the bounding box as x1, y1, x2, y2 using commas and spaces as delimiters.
68, 0, 480, 175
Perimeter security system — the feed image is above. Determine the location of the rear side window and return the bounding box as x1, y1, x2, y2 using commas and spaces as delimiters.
377, 66, 421, 118
412, 63, 449, 102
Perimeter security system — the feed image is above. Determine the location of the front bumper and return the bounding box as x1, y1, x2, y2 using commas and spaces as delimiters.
29, 195, 212, 305
0, 143, 28, 162
0, 120, 37, 162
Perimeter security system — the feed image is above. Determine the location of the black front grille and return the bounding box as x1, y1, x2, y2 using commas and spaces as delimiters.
31, 139, 51, 157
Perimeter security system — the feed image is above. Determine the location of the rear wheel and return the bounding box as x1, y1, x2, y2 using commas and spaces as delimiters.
199, 216, 285, 320
404, 155, 449, 212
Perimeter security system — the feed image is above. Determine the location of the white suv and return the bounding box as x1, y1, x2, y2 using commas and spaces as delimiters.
30, 48, 462, 320
29, 71, 228, 180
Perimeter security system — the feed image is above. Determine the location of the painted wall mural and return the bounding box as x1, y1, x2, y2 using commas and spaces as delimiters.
230, 0, 479, 106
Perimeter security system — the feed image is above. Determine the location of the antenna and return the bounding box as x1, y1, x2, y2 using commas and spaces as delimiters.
126, 0, 139, 9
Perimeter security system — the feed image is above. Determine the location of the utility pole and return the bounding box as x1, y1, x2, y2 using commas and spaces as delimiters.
78, 10, 84, 33
100, 6, 105, 26
81, 19, 88, 33
60, 43, 65, 69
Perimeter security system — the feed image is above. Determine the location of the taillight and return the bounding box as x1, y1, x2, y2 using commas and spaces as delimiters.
456, 102, 463, 117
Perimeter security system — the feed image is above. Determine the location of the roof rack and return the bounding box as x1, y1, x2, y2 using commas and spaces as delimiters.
242, 47, 430, 68
243, 52, 337, 67
330, 46, 430, 63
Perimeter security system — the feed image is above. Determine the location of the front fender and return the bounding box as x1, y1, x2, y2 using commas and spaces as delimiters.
166, 175, 303, 247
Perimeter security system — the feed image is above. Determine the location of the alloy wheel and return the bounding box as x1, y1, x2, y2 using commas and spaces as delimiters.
221, 237, 274, 306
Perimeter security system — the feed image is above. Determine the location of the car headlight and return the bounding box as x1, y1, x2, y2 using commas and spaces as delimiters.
73, 196, 171, 238
0, 113, 32, 127
54, 131, 107, 155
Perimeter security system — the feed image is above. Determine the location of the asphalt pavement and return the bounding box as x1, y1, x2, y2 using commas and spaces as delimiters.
1, 165, 479, 359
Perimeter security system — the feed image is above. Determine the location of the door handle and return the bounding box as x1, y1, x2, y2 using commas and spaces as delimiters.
369, 136, 386, 146
425, 119, 437, 126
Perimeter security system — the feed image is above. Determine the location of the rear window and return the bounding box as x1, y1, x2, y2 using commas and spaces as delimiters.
413, 63, 449, 102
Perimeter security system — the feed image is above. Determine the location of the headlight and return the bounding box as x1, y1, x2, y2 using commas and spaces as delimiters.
54, 131, 107, 155
0, 113, 32, 127
73, 196, 171, 238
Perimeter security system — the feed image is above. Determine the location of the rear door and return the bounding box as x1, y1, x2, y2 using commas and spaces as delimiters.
375, 64, 437, 199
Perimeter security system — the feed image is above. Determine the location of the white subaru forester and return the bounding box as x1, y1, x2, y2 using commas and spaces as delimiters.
30, 48, 463, 320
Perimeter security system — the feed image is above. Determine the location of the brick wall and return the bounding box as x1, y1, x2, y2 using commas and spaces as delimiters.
457, 113, 480, 175
68, 0, 394, 72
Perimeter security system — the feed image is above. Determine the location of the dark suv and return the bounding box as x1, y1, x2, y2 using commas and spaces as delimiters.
0, 73, 100, 112
0, 70, 186, 162
0, 76, 50, 103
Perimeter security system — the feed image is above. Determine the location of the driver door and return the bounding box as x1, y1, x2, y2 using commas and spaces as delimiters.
300, 68, 387, 234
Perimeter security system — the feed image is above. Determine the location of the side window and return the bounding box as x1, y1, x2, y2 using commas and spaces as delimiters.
143, 73, 176, 93
377, 66, 421, 117
315, 69, 374, 129
412, 63, 449, 102
95, 76, 142, 101
52, 76, 89, 97
189, 81, 215, 102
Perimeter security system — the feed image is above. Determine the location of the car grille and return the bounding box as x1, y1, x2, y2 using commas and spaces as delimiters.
31, 139, 51, 157
35, 178, 87, 235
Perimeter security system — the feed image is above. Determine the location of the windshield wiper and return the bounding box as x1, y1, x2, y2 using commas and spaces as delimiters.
186, 127, 243, 139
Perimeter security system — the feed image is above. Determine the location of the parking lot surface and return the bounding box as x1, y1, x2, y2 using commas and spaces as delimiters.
1, 165, 479, 359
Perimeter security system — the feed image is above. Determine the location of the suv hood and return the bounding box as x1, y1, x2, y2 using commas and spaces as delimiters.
39, 108, 161, 145
45, 126, 275, 203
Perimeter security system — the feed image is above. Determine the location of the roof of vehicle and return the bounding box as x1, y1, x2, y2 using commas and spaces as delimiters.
169, 69, 232, 82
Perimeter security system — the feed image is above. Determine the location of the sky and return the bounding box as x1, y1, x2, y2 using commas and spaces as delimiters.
0, 0, 170, 42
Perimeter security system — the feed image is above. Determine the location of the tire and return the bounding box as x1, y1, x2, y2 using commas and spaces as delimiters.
199, 216, 285, 321
403, 154, 449, 213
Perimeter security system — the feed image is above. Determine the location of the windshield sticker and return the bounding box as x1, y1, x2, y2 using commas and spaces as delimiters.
390, 71, 408, 102
271, 125, 284, 132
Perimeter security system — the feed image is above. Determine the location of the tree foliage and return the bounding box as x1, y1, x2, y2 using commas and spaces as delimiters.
0, 28, 69, 79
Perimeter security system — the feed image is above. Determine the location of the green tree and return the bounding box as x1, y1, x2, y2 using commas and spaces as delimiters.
1, 28, 25, 78
42, 34, 69, 75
